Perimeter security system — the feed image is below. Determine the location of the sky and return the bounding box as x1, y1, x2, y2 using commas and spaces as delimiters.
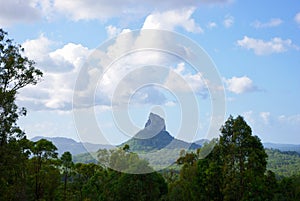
1, 0, 300, 145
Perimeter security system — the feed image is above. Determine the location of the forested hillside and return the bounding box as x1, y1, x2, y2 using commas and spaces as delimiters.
267, 149, 300, 177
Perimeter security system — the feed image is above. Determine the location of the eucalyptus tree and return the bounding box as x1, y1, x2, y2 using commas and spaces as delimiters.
0, 28, 42, 200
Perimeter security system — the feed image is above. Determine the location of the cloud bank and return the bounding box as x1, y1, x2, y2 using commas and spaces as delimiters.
0, 0, 232, 26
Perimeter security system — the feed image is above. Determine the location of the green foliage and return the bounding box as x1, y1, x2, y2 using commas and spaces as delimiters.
102, 171, 167, 201
28, 139, 59, 201
219, 115, 268, 201
0, 28, 42, 145
167, 115, 271, 201
266, 149, 300, 177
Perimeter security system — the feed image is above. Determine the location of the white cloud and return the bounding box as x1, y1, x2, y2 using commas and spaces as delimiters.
252, 18, 283, 28
49, 43, 90, 70
53, 0, 231, 21
0, 0, 41, 26
295, 12, 300, 25
23, 35, 90, 72
225, 76, 256, 94
237, 36, 297, 55
207, 22, 217, 29
223, 14, 234, 28
260, 112, 270, 124
19, 36, 92, 110
22, 35, 54, 63
164, 62, 207, 96
142, 8, 203, 33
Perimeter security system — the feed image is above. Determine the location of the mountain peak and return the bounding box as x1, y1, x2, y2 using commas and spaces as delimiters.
144, 112, 166, 131
123, 112, 201, 152
133, 112, 166, 139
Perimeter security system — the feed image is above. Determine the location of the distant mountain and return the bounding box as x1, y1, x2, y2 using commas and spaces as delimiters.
122, 113, 200, 152
31, 136, 113, 156
263, 143, 300, 153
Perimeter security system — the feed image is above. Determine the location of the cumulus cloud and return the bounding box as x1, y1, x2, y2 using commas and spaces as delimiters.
223, 14, 234, 28
295, 12, 300, 25
142, 8, 203, 33
237, 36, 298, 55
252, 18, 283, 28
225, 76, 256, 94
22, 35, 90, 72
49, 43, 90, 71
19, 36, 92, 110
22, 35, 54, 64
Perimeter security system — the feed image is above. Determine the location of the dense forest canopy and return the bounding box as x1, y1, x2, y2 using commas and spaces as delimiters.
0, 29, 300, 201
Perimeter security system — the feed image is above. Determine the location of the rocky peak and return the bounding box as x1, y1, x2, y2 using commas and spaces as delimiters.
144, 112, 166, 131
123, 112, 201, 152
134, 113, 166, 139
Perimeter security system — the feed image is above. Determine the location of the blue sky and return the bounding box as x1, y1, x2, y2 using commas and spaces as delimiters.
1, 0, 300, 144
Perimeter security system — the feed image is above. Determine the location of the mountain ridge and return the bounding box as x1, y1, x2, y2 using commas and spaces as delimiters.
263, 142, 300, 153
121, 113, 201, 151
31, 137, 300, 156
31, 136, 113, 155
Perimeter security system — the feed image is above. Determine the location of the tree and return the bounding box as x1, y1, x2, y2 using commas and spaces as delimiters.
275, 175, 300, 201
0, 28, 43, 200
196, 142, 223, 201
29, 139, 58, 200
0, 29, 42, 145
70, 163, 104, 201
61, 151, 74, 201
169, 140, 222, 201
264, 170, 278, 200
111, 171, 167, 201
219, 115, 268, 201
